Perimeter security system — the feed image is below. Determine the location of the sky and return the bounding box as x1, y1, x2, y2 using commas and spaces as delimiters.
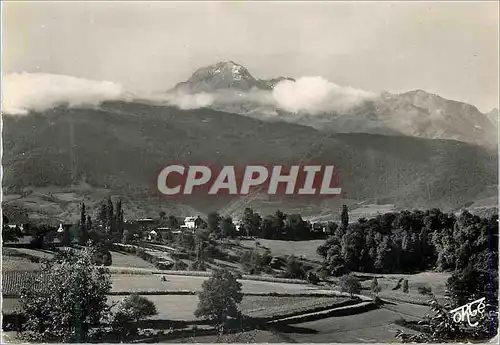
3, 1, 499, 112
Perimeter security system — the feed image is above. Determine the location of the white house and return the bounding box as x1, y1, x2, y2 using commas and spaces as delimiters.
184, 217, 197, 230
147, 230, 158, 241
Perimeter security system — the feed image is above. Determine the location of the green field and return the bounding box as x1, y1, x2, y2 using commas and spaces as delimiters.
240, 239, 324, 262
110, 251, 157, 269
2, 256, 41, 271
356, 271, 450, 305
111, 274, 320, 294
108, 295, 347, 321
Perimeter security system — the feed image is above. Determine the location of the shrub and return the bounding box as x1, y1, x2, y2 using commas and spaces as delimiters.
269, 257, 285, 270
339, 273, 362, 298
112, 294, 158, 337
122, 230, 132, 244
155, 261, 174, 270
240, 249, 264, 275
306, 270, 320, 285
92, 247, 112, 266
417, 286, 432, 295
172, 260, 188, 271
402, 279, 409, 293
371, 277, 382, 295
190, 260, 208, 271
284, 255, 305, 280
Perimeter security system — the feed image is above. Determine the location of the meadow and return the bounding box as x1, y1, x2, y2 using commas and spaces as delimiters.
240, 239, 324, 262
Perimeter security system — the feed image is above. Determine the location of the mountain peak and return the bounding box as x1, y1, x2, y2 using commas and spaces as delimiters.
172, 61, 260, 93
171, 61, 297, 93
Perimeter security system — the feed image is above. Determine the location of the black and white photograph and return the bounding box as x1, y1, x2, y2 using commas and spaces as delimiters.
1, 1, 499, 343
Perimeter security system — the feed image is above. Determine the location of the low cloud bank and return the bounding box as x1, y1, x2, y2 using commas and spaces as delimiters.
3, 73, 124, 115
2, 73, 375, 116
165, 76, 376, 114
272, 77, 376, 114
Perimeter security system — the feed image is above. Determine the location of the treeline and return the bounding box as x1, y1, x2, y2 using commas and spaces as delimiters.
205, 208, 326, 240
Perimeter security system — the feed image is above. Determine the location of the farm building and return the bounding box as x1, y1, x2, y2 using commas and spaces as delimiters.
183, 217, 197, 229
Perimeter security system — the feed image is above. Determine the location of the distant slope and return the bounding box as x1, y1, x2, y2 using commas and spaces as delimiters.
2, 101, 497, 216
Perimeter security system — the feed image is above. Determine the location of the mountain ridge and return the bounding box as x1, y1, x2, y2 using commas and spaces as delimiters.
168, 61, 497, 149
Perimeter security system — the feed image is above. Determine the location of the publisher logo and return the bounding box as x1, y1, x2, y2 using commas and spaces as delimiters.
450, 297, 486, 327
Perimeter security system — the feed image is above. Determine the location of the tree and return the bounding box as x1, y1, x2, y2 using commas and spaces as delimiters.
260, 215, 277, 239
98, 202, 107, 226
86, 215, 93, 232
446, 266, 497, 307
114, 199, 124, 237
92, 246, 112, 266
19, 247, 111, 342
402, 279, 409, 293
112, 294, 158, 338
122, 230, 132, 244
79, 202, 89, 245
341, 204, 349, 230
195, 269, 243, 329
339, 273, 361, 298
167, 215, 180, 229
176, 231, 195, 251
195, 216, 208, 230
240, 249, 264, 275
194, 229, 210, 262
106, 197, 114, 231
371, 277, 381, 295
220, 216, 236, 238
326, 222, 339, 236
285, 214, 309, 240
242, 208, 261, 237
285, 255, 305, 279
2, 219, 23, 244
207, 212, 222, 234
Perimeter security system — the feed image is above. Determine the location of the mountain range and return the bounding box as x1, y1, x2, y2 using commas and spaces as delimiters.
2, 61, 498, 220
169, 61, 498, 150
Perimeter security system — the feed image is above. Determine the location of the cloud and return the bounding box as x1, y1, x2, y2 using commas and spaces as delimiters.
164, 92, 215, 110
2, 73, 125, 115
1, 72, 375, 117
272, 77, 376, 114
160, 77, 376, 115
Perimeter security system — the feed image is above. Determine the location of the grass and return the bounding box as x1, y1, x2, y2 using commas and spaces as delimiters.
2, 256, 42, 271
239, 239, 324, 262
164, 329, 286, 343
239, 295, 350, 318
108, 295, 199, 321
107, 295, 348, 322
111, 274, 322, 295
288, 308, 415, 343
357, 271, 450, 305
110, 250, 158, 269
